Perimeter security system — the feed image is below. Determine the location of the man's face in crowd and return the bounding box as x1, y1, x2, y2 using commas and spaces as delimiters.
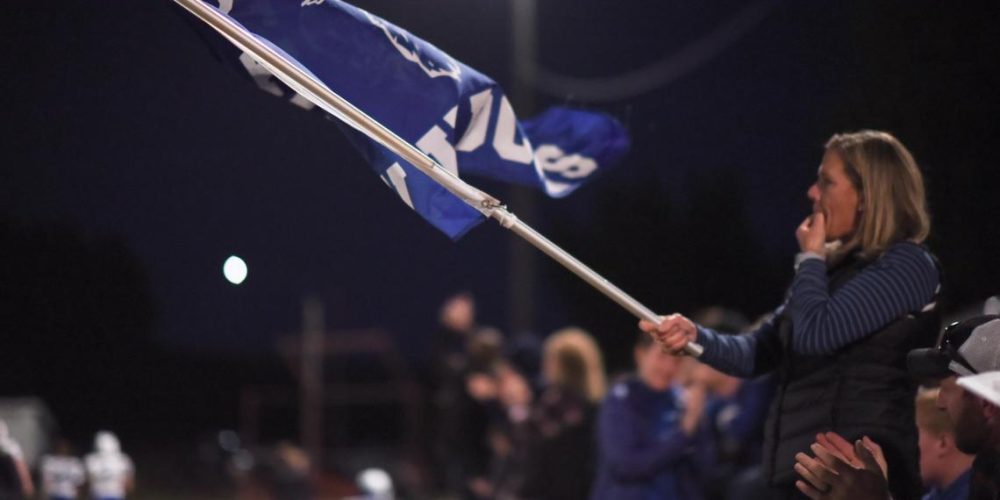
937, 375, 989, 454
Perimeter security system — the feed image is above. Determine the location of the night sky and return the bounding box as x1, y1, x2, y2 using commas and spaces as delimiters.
3, 0, 999, 410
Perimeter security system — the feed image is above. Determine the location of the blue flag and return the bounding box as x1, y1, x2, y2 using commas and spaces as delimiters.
195, 0, 630, 239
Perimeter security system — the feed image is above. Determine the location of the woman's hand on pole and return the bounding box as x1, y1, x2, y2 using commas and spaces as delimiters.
796, 212, 827, 255
638, 314, 698, 355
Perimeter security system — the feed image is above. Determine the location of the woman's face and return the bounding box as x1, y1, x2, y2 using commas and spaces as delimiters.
807, 149, 861, 241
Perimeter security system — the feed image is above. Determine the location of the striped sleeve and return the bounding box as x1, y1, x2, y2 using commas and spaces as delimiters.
697, 326, 757, 377
787, 242, 939, 356
696, 306, 784, 378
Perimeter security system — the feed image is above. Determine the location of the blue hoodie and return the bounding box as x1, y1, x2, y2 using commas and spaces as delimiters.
591, 376, 707, 500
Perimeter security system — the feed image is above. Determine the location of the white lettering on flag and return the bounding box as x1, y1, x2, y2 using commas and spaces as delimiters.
363, 13, 461, 80
383, 163, 414, 209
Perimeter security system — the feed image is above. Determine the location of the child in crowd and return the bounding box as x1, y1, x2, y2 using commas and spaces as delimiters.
592, 332, 708, 500
916, 387, 973, 500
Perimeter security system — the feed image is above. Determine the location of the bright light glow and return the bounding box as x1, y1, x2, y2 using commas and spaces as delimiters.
223, 255, 248, 285
357, 468, 393, 496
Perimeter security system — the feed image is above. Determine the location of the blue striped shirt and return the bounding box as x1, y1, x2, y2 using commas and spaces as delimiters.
696, 242, 940, 377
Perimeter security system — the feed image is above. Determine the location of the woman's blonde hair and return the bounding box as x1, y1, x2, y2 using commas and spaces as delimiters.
825, 130, 931, 258
544, 327, 607, 403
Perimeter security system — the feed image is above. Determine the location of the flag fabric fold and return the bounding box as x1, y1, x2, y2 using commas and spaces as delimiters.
193, 0, 630, 239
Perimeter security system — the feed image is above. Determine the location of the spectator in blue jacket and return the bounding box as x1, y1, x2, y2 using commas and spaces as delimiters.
591, 332, 709, 500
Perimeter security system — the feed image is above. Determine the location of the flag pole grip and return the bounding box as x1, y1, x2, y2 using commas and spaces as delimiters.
489, 208, 703, 357
175, 0, 703, 357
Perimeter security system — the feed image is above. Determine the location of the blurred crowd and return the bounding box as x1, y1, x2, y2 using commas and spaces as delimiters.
0, 428, 133, 500
425, 293, 1000, 500
5, 289, 999, 500
426, 293, 776, 500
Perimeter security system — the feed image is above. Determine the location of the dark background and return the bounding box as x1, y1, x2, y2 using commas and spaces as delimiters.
1, 0, 998, 467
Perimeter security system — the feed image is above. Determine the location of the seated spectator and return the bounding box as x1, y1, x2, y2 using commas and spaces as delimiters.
40, 440, 86, 500
907, 315, 1000, 498
917, 389, 973, 500
695, 363, 775, 500
518, 327, 606, 500
591, 332, 708, 500
952, 369, 1000, 499
484, 362, 534, 499
429, 292, 479, 494
692, 309, 776, 500
795, 315, 1000, 499
460, 328, 506, 498
914, 387, 973, 500
433, 292, 478, 380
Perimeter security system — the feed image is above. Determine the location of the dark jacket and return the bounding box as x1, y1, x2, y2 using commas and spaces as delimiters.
518, 386, 597, 500
969, 450, 1000, 500
0, 453, 23, 500
758, 250, 938, 500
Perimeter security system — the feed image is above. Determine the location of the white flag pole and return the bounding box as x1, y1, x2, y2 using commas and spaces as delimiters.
174, 0, 703, 357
